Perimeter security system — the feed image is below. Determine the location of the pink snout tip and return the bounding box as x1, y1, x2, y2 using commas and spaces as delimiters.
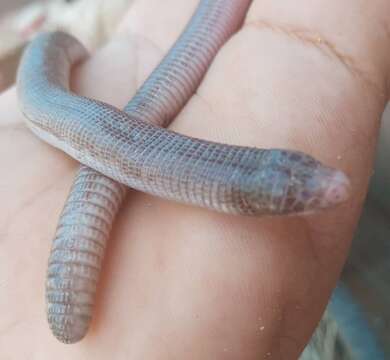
323, 170, 350, 205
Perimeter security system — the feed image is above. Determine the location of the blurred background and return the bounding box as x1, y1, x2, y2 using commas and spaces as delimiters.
1, 0, 29, 12
1, 1, 389, 358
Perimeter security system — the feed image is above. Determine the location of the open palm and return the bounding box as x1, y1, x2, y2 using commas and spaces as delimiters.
1, 0, 389, 359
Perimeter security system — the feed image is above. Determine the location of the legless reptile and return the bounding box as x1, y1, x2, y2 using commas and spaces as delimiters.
16, 0, 350, 344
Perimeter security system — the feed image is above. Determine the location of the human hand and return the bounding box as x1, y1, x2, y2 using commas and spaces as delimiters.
1, 0, 389, 358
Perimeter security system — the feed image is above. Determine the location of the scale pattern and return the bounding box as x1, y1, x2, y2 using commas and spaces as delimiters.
18, 0, 253, 343
16, 0, 349, 344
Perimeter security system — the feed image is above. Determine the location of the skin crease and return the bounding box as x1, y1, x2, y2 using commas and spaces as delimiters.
0, 0, 389, 358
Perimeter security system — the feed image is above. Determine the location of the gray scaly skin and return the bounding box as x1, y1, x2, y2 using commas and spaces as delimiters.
16, 0, 350, 344
17, 0, 254, 343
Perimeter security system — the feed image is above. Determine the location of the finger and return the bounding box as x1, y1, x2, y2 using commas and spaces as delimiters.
73, 0, 201, 106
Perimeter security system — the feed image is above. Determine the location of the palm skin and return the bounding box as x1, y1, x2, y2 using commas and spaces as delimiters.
0, 0, 389, 359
